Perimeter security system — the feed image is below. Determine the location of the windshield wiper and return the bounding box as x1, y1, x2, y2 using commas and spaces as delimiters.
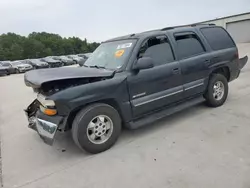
89, 65, 106, 69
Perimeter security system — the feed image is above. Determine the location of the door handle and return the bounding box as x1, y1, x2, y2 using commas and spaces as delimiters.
172, 67, 180, 74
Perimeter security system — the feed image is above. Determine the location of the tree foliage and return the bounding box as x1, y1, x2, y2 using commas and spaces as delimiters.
0, 32, 100, 61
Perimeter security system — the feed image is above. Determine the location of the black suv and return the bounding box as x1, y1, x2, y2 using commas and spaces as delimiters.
24, 24, 248, 154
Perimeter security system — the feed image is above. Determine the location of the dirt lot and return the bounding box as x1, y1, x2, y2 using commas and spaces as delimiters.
0, 44, 250, 188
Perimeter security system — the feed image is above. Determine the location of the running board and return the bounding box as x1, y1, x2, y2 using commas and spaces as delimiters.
127, 96, 205, 129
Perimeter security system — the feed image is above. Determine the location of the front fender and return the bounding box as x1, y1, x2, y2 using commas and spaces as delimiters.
49, 74, 131, 119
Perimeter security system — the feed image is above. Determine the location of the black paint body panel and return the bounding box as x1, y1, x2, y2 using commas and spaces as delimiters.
24, 25, 245, 131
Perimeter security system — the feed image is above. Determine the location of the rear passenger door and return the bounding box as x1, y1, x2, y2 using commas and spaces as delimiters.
170, 31, 211, 98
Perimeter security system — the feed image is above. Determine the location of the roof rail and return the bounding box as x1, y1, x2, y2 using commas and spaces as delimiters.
190, 23, 216, 27
161, 23, 215, 31
161, 27, 175, 31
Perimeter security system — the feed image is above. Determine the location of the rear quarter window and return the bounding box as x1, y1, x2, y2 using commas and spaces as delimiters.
174, 33, 205, 59
200, 27, 236, 50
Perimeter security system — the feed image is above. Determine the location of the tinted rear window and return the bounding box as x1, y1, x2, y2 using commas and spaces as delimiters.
175, 34, 205, 59
200, 27, 235, 50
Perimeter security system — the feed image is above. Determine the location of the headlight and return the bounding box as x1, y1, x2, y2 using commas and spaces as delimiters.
37, 94, 57, 116
37, 94, 55, 107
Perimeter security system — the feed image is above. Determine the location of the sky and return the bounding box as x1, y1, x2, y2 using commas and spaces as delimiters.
0, 0, 249, 42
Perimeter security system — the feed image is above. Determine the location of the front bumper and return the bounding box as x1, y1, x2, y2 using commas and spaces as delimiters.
19, 68, 33, 72
25, 100, 64, 145
0, 70, 7, 75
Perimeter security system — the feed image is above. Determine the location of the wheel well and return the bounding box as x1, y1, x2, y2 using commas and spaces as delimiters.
66, 99, 124, 130
211, 67, 230, 81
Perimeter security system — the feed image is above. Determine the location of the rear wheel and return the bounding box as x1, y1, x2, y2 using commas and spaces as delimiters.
72, 103, 121, 154
204, 74, 228, 107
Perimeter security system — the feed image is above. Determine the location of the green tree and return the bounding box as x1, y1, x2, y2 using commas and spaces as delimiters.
0, 32, 100, 61
9, 43, 23, 60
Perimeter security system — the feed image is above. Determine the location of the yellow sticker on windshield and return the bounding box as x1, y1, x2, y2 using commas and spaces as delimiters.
115, 49, 125, 58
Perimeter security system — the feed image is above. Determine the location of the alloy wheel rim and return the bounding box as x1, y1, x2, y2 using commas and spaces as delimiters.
87, 115, 113, 144
213, 81, 225, 101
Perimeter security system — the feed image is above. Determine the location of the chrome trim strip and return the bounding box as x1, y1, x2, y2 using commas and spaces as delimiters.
134, 90, 183, 107
184, 83, 204, 91
133, 92, 146, 99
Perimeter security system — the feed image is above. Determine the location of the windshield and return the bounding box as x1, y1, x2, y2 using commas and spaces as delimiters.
0, 61, 11, 66
31, 59, 42, 63
11, 61, 22, 65
60, 56, 68, 60
84, 39, 136, 70
44, 57, 54, 61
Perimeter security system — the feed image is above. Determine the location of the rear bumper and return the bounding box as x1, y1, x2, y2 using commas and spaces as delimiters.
25, 100, 65, 145
19, 68, 33, 72
239, 56, 248, 70
229, 56, 248, 82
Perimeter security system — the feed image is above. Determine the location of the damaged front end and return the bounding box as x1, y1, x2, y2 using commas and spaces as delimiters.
24, 67, 115, 145
24, 96, 64, 145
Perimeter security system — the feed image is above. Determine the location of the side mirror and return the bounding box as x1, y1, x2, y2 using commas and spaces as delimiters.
133, 57, 154, 70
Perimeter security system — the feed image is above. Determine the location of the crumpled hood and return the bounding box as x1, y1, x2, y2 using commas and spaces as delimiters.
24, 67, 114, 88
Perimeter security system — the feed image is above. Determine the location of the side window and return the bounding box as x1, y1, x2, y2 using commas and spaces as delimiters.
200, 27, 235, 50
174, 33, 205, 59
138, 35, 174, 66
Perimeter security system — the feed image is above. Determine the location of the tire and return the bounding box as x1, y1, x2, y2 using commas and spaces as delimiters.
72, 103, 122, 154
15, 69, 20, 74
204, 74, 228, 107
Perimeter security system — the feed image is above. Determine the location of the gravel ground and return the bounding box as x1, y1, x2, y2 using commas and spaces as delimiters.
0, 44, 250, 188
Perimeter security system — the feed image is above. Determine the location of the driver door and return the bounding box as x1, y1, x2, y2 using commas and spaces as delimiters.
127, 35, 183, 118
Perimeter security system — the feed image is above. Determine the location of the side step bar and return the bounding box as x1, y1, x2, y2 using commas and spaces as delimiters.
127, 96, 205, 129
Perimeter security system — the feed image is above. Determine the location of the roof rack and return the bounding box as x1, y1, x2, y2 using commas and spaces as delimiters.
161, 23, 215, 31
161, 27, 175, 31
190, 23, 216, 27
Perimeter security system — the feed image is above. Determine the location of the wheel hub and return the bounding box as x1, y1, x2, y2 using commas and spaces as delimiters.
87, 115, 113, 144
94, 123, 107, 136
213, 81, 225, 101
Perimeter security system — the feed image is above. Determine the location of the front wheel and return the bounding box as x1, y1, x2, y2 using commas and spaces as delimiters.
72, 103, 122, 154
15, 69, 20, 74
204, 74, 228, 107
